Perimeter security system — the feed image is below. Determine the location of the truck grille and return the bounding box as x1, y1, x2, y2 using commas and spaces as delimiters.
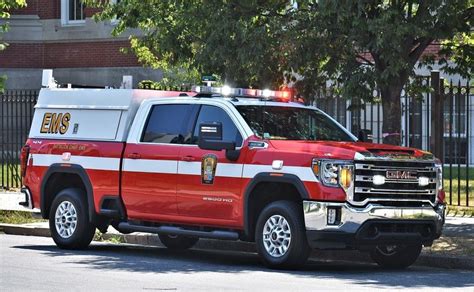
353, 160, 437, 206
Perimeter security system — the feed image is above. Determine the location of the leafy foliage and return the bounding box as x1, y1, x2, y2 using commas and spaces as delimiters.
290, 1, 473, 98
85, 0, 473, 144
86, 0, 291, 88
138, 65, 202, 90
86, 0, 472, 94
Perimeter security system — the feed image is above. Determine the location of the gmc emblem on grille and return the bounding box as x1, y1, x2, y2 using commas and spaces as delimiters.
386, 170, 417, 179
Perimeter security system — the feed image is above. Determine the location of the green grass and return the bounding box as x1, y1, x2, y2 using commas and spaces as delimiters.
446, 205, 474, 217
0, 164, 21, 190
93, 231, 126, 244
0, 210, 46, 224
443, 167, 474, 207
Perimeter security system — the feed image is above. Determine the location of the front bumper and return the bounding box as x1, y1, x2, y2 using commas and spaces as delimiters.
303, 201, 445, 250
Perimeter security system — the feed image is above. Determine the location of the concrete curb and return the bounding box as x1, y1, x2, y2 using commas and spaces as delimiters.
1, 223, 473, 270
0, 223, 52, 237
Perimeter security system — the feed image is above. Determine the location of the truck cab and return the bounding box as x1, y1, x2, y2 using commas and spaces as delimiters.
20, 86, 445, 269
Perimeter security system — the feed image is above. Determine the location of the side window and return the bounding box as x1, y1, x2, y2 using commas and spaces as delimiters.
192, 105, 243, 146
142, 104, 197, 144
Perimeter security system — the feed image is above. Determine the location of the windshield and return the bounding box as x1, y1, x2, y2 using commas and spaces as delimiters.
236, 105, 355, 142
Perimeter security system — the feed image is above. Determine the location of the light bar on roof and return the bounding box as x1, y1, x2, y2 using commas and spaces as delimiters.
192, 85, 291, 100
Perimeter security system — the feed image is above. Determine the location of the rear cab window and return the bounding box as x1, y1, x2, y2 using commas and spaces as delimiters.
141, 104, 198, 144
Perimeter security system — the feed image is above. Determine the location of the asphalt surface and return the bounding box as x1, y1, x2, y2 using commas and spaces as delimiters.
1, 234, 473, 291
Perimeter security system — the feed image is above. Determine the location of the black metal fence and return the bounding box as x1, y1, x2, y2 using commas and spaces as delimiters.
0, 90, 38, 190
0, 82, 472, 207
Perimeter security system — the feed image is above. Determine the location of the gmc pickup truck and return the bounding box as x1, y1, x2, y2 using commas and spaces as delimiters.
20, 86, 445, 269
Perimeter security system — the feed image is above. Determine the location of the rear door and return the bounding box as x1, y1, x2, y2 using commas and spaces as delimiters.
121, 103, 198, 222
177, 104, 246, 225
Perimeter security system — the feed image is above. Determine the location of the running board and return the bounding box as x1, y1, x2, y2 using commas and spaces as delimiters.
117, 222, 239, 240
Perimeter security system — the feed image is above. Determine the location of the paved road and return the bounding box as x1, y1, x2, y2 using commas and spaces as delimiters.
1, 234, 473, 291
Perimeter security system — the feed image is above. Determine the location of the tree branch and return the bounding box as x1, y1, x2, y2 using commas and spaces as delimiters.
409, 37, 434, 66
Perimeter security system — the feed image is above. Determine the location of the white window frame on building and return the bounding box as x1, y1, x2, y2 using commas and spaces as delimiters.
61, 0, 86, 26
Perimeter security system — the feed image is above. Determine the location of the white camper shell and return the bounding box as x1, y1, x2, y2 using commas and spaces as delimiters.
29, 88, 191, 141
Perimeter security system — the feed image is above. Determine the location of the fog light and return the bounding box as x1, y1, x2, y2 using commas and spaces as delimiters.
373, 175, 386, 185
418, 176, 430, 186
327, 207, 341, 225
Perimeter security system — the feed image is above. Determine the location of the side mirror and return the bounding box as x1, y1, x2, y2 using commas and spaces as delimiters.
198, 122, 236, 151
358, 129, 373, 143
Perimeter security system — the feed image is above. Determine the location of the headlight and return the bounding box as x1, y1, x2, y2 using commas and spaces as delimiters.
312, 159, 354, 191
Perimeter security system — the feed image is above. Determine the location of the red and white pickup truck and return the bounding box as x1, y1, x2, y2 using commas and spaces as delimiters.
20, 86, 445, 268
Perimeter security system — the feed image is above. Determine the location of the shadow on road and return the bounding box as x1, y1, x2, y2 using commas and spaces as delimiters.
13, 242, 474, 289
443, 222, 474, 237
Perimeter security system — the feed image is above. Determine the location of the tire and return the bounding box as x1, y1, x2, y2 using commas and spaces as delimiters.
49, 188, 96, 249
255, 200, 310, 269
159, 234, 199, 250
370, 244, 422, 269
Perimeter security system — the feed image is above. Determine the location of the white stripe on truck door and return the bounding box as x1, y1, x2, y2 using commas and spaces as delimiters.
31, 154, 317, 182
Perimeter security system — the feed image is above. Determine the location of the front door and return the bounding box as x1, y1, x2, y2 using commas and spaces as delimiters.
177, 104, 246, 225
121, 103, 198, 222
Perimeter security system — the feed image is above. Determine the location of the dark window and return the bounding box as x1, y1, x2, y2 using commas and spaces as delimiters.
192, 105, 243, 145
236, 105, 355, 142
68, 0, 85, 21
142, 104, 197, 144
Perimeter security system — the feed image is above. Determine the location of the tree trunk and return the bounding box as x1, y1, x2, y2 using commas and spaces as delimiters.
380, 83, 404, 145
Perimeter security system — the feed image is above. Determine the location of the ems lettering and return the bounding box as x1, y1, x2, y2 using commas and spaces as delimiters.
40, 112, 71, 134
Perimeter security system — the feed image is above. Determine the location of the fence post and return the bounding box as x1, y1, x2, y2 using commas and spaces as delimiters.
430, 71, 444, 162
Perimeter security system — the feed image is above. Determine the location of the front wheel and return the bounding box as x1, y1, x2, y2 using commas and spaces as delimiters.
49, 188, 96, 249
370, 244, 422, 269
255, 201, 310, 269
159, 234, 199, 250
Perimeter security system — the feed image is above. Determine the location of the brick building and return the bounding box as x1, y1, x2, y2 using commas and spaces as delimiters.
0, 0, 162, 89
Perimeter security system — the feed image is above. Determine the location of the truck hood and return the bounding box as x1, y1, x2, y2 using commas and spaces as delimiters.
267, 140, 435, 161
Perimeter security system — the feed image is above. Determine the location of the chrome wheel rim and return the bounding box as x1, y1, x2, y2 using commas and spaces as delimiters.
55, 201, 78, 239
262, 215, 291, 258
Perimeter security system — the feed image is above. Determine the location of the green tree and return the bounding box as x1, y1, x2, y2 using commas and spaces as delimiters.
289, 0, 473, 144
0, 0, 26, 91
86, 0, 290, 87
87, 0, 473, 145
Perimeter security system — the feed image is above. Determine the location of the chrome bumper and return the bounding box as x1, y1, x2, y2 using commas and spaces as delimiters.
19, 187, 33, 209
303, 201, 445, 233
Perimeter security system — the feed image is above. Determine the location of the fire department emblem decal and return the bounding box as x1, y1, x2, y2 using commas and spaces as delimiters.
201, 154, 218, 184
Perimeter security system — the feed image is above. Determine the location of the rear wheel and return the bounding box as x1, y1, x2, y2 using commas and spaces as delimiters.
49, 188, 96, 249
255, 201, 310, 269
370, 244, 422, 269
159, 234, 199, 250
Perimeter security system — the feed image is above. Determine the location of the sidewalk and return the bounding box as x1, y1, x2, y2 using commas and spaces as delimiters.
0, 191, 28, 212
1, 191, 473, 270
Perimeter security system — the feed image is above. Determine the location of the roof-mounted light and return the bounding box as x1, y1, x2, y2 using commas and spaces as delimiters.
262, 89, 272, 98
191, 85, 292, 102
241, 89, 257, 96
221, 85, 232, 96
